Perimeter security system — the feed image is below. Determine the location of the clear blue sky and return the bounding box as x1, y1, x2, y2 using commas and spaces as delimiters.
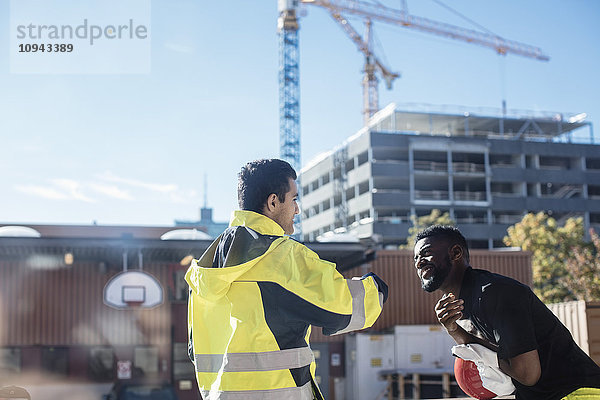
1, 0, 599, 226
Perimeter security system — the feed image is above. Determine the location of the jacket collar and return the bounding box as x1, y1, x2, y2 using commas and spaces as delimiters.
229, 210, 285, 236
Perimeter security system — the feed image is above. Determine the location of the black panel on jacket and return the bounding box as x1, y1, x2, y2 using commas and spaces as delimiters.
212, 226, 279, 268
289, 365, 311, 387
257, 281, 351, 349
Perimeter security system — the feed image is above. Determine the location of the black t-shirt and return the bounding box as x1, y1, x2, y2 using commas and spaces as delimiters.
459, 267, 600, 400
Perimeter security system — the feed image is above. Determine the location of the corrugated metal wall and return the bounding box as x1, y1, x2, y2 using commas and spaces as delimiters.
547, 300, 600, 365
311, 249, 532, 343
1, 250, 531, 347
0, 261, 174, 346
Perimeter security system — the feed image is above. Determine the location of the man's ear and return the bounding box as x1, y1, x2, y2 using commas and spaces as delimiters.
264, 193, 279, 214
449, 244, 463, 261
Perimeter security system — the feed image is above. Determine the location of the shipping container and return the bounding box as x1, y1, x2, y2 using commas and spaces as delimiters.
394, 325, 455, 373
546, 300, 600, 365
345, 333, 395, 400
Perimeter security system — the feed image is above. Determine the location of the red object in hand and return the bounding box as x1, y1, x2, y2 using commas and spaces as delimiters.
454, 357, 497, 400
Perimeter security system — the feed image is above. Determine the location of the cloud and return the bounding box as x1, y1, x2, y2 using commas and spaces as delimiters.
51, 178, 95, 202
97, 171, 178, 193
16, 178, 95, 203
15, 184, 70, 200
16, 173, 195, 206
88, 183, 134, 201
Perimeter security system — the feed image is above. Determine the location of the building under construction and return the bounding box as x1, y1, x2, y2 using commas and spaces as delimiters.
299, 103, 599, 248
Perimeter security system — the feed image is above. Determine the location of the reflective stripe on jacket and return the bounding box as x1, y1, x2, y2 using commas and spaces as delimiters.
185, 210, 384, 400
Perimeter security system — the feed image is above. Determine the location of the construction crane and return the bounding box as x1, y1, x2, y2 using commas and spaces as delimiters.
277, 0, 550, 172
327, 13, 400, 125
278, 0, 301, 173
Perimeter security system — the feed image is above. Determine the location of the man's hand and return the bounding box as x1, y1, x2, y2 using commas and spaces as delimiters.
435, 293, 464, 332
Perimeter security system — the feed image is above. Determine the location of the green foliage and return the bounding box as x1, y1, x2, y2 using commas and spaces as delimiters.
403, 209, 455, 249
503, 212, 584, 303
563, 229, 600, 301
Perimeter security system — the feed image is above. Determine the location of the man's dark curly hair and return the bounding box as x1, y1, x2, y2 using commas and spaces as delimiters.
415, 225, 470, 262
237, 159, 297, 213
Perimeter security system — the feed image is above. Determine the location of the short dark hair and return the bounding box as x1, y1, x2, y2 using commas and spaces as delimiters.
237, 159, 297, 213
415, 225, 470, 261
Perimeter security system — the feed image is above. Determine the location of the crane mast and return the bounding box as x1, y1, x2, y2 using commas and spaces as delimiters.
278, 0, 301, 173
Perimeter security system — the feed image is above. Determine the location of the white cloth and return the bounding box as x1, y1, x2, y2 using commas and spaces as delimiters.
452, 344, 515, 396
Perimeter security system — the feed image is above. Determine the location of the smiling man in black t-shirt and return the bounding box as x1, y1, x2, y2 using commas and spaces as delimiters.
413, 225, 600, 400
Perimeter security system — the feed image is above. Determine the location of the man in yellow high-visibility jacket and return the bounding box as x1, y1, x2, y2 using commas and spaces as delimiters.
186, 159, 388, 400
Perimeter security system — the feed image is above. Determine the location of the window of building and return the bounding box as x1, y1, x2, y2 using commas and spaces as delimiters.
42, 347, 68, 377
302, 185, 310, 196
586, 158, 600, 170
490, 154, 514, 167
0, 348, 21, 375
358, 181, 370, 196
413, 150, 447, 172
346, 187, 355, 201
359, 210, 371, 220
89, 347, 115, 381
311, 205, 320, 217
345, 159, 355, 172
321, 173, 330, 186
527, 183, 538, 197
452, 152, 485, 173
357, 151, 369, 166
321, 199, 331, 211
134, 346, 159, 376
455, 210, 487, 224
333, 167, 342, 180
539, 156, 571, 170
333, 194, 342, 207
493, 211, 522, 224
491, 182, 521, 196
454, 178, 487, 201
415, 178, 449, 200
589, 185, 600, 199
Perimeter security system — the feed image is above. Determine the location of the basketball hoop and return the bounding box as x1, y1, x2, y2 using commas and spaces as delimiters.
104, 271, 163, 310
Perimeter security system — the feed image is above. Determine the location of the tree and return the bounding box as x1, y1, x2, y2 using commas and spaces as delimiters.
403, 209, 455, 249
563, 228, 600, 301
504, 212, 584, 303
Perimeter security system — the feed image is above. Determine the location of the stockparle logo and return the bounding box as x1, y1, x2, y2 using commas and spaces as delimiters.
10, 0, 151, 74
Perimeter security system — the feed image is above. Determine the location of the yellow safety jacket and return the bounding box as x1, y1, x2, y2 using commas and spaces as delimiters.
185, 210, 385, 400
